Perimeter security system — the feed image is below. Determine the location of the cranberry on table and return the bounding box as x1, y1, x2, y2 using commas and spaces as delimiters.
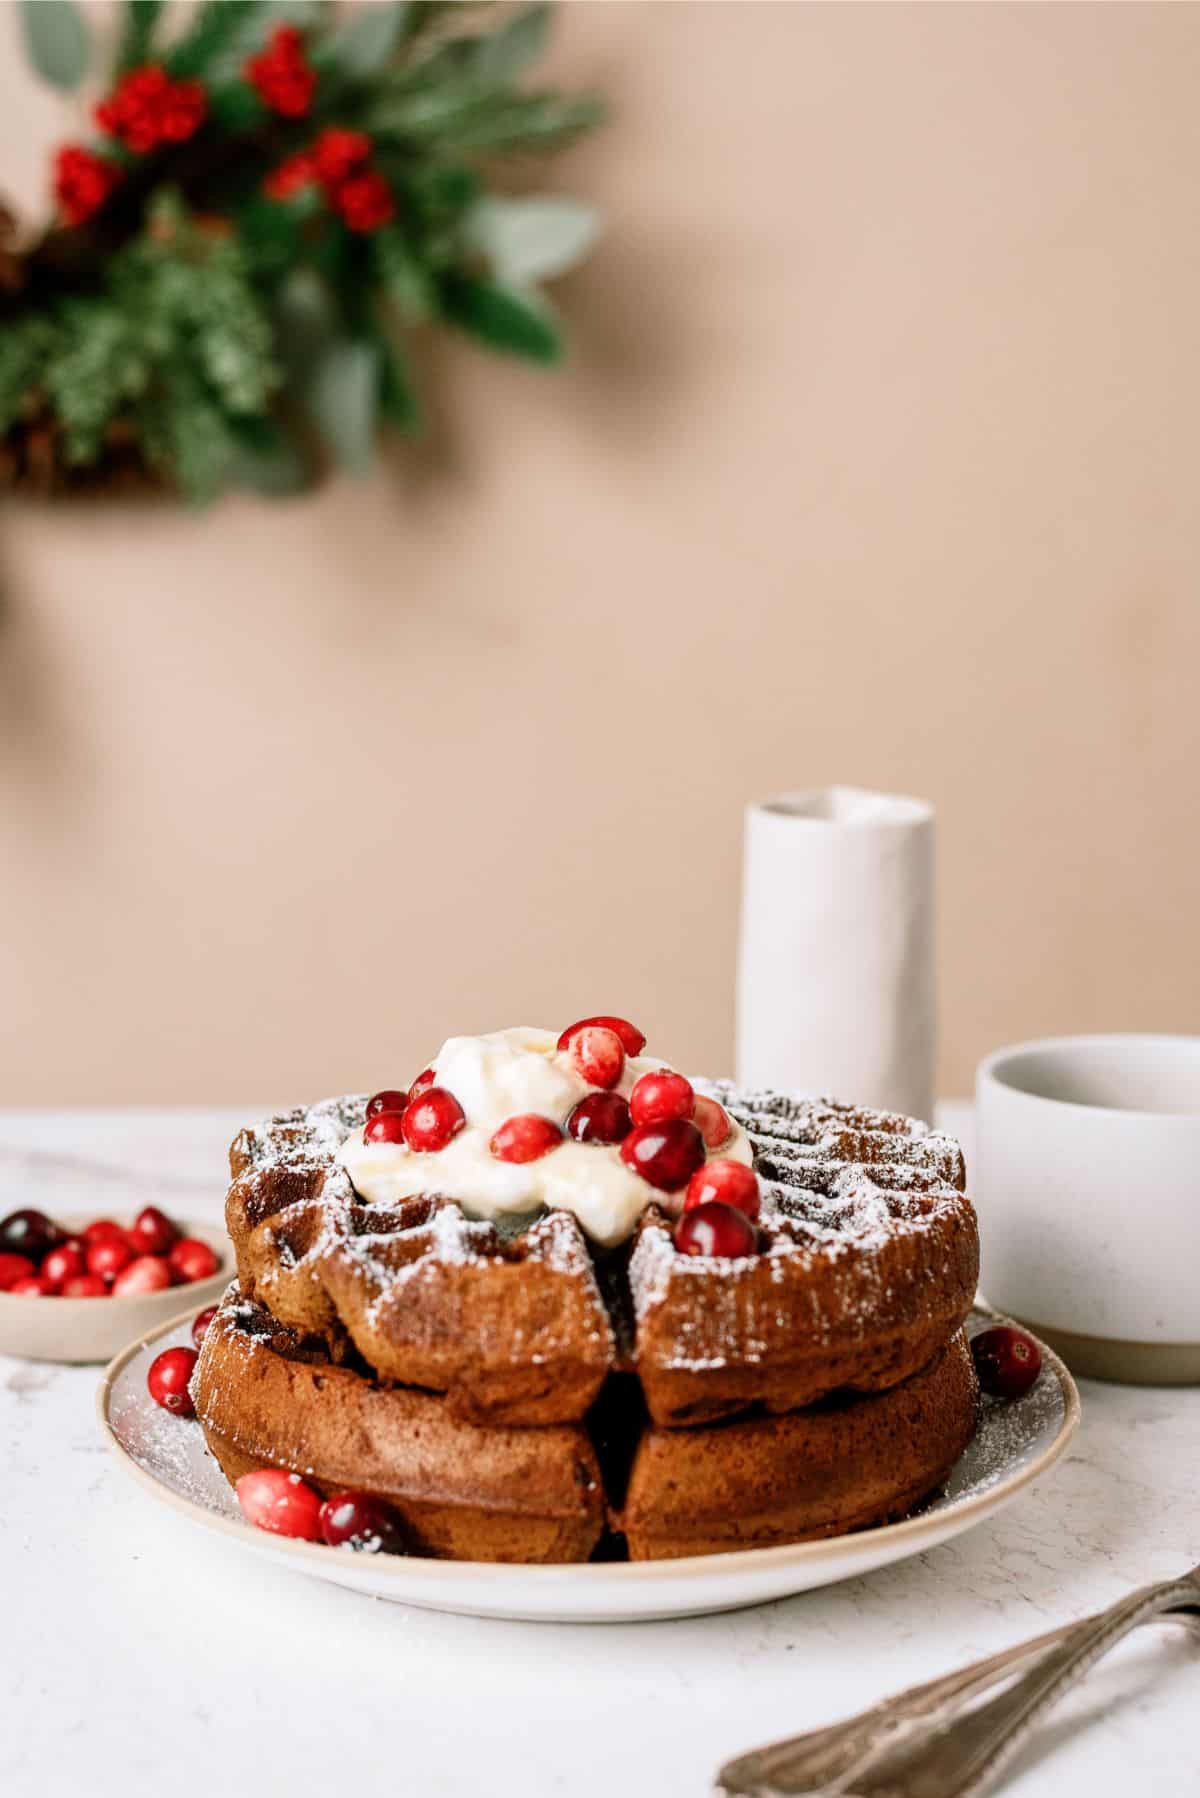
9, 1276, 54, 1296
113, 1255, 172, 1297
191, 1304, 218, 1348
693, 1095, 733, 1149
684, 1159, 761, 1220
566, 1092, 632, 1145
490, 1114, 563, 1164
147, 1346, 199, 1415
41, 1243, 86, 1290
87, 1236, 133, 1284
971, 1326, 1042, 1399
557, 1016, 647, 1057
236, 1469, 323, 1542
568, 1025, 625, 1090
629, 1070, 695, 1127
675, 1201, 758, 1259
127, 1205, 179, 1257
366, 1089, 410, 1120
319, 1490, 405, 1554
364, 1109, 408, 1145
169, 1238, 220, 1284
401, 1087, 466, 1153
0, 1208, 64, 1264
62, 1274, 109, 1298
0, 1252, 37, 1290
620, 1118, 706, 1192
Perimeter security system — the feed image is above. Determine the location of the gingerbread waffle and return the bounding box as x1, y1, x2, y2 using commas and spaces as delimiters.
197, 1070, 980, 1561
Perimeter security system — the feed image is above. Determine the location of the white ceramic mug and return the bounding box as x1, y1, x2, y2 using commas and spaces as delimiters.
976, 1034, 1200, 1384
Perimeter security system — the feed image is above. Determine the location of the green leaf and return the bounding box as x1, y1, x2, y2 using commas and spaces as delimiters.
473, 4, 550, 84
440, 274, 562, 364
19, 0, 90, 91
228, 416, 311, 494
377, 333, 421, 434
305, 338, 379, 473
371, 86, 604, 154
116, 0, 164, 73
326, 1, 408, 78
166, 0, 256, 78
373, 228, 437, 323
461, 196, 600, 285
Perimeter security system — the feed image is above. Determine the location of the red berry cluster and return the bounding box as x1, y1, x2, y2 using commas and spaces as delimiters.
264, 126, 395, 233
245, 25, 317, 118
0, 1205, 220, 1299
363, 1017, 761, 1261
236, 1469, 406, 1553
95, 64, 206, 153
53, 145, 121, 226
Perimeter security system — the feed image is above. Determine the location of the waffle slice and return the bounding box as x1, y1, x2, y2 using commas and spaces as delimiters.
226, 1098, 615, 1426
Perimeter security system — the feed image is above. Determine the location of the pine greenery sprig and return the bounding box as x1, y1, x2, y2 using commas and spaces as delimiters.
6, 0, 604, 502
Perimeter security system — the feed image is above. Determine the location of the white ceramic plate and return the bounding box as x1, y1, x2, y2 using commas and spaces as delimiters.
0, 1215, 231, 1365
99, 1306, 1079, 1623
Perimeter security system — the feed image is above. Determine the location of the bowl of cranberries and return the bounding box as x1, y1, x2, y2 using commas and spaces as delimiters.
0, 1205, 228, 1364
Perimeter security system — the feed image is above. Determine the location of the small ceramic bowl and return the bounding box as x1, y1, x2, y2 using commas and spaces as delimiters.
976, 1035, 1200, 1384
0, 1215, 230, 1365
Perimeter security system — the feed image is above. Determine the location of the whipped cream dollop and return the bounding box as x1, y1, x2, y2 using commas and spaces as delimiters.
338, 1026, 753, 1247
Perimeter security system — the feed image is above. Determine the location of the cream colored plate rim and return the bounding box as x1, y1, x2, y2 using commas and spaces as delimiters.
97, 1305, 1080, 1588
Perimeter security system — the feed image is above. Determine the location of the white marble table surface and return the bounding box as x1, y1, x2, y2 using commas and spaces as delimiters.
2, 1104, 1197, 1798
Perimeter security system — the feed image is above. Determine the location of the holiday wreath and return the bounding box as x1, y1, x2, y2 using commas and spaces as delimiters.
2, 1, 604, 500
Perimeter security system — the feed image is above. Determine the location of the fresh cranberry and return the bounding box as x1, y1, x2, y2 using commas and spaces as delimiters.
41, 1243, 86, 1290
693, 1095, 734, 1149
364, 1110, 408, 1145
620, 1118, 706, 1192
971, 1326, 1043, 1399
127, 1206, 179, 1257
629, 1070, 694, 1126
566, 1092, 632, 1145
408, 1068, 437, 1101
319, 1490, 405, 1554
365, 1089, 409, 1120
490, 1115, 563, 1163
87, 1236, 133, 1284
684, 1159, 761, 1219
169, 1238, 221, 1284
9, 1276, 53, 1296
83, 1218, 126, 1247
62, 1274, 109, 1298
0, 1209, 64, 1264
675, 1201, 757, 1258
113, 1255, 172, 1297
191, 1304, 219, 1348
557, 1016, 647, 1057
401, 1087, 466, 1153
568, 1025, 625, 1090
236, 1469, 323, 1541
147, 1346, 199, 1415
0, 1253, 36, 1290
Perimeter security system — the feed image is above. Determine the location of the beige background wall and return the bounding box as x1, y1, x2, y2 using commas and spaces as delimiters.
3, 3, 1199, 1106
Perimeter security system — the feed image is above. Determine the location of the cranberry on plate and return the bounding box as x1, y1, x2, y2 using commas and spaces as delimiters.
147, 1346, 199, 1415
127, 1205, 179, 1257
236, 1469, 323, 1541
366, 1089, 410, 1120
557, 1016, 647, 1057
401, 1087, 466, 1153
113, 1255, 173, 1297
319, 1491, 405, 1554
971, 1326, 1042, 1399
191, 1304, 219, 1348
693, 1095, 733, 1149
567, 1025, 625, 1090
9, 1276, 54, 1296
0, 1253, 36, 1290
629, 1070, 695, 1127
490, 1115, 563, 1164
39, 1244, 86, 1290
62, 1274, 108, 1298
87, 1236, 133, 1284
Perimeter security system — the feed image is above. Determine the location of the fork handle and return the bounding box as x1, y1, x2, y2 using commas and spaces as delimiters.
840, 1576, 1200, 1798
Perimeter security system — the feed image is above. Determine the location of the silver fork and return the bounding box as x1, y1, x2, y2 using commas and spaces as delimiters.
718, 1565, 1200, 1797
